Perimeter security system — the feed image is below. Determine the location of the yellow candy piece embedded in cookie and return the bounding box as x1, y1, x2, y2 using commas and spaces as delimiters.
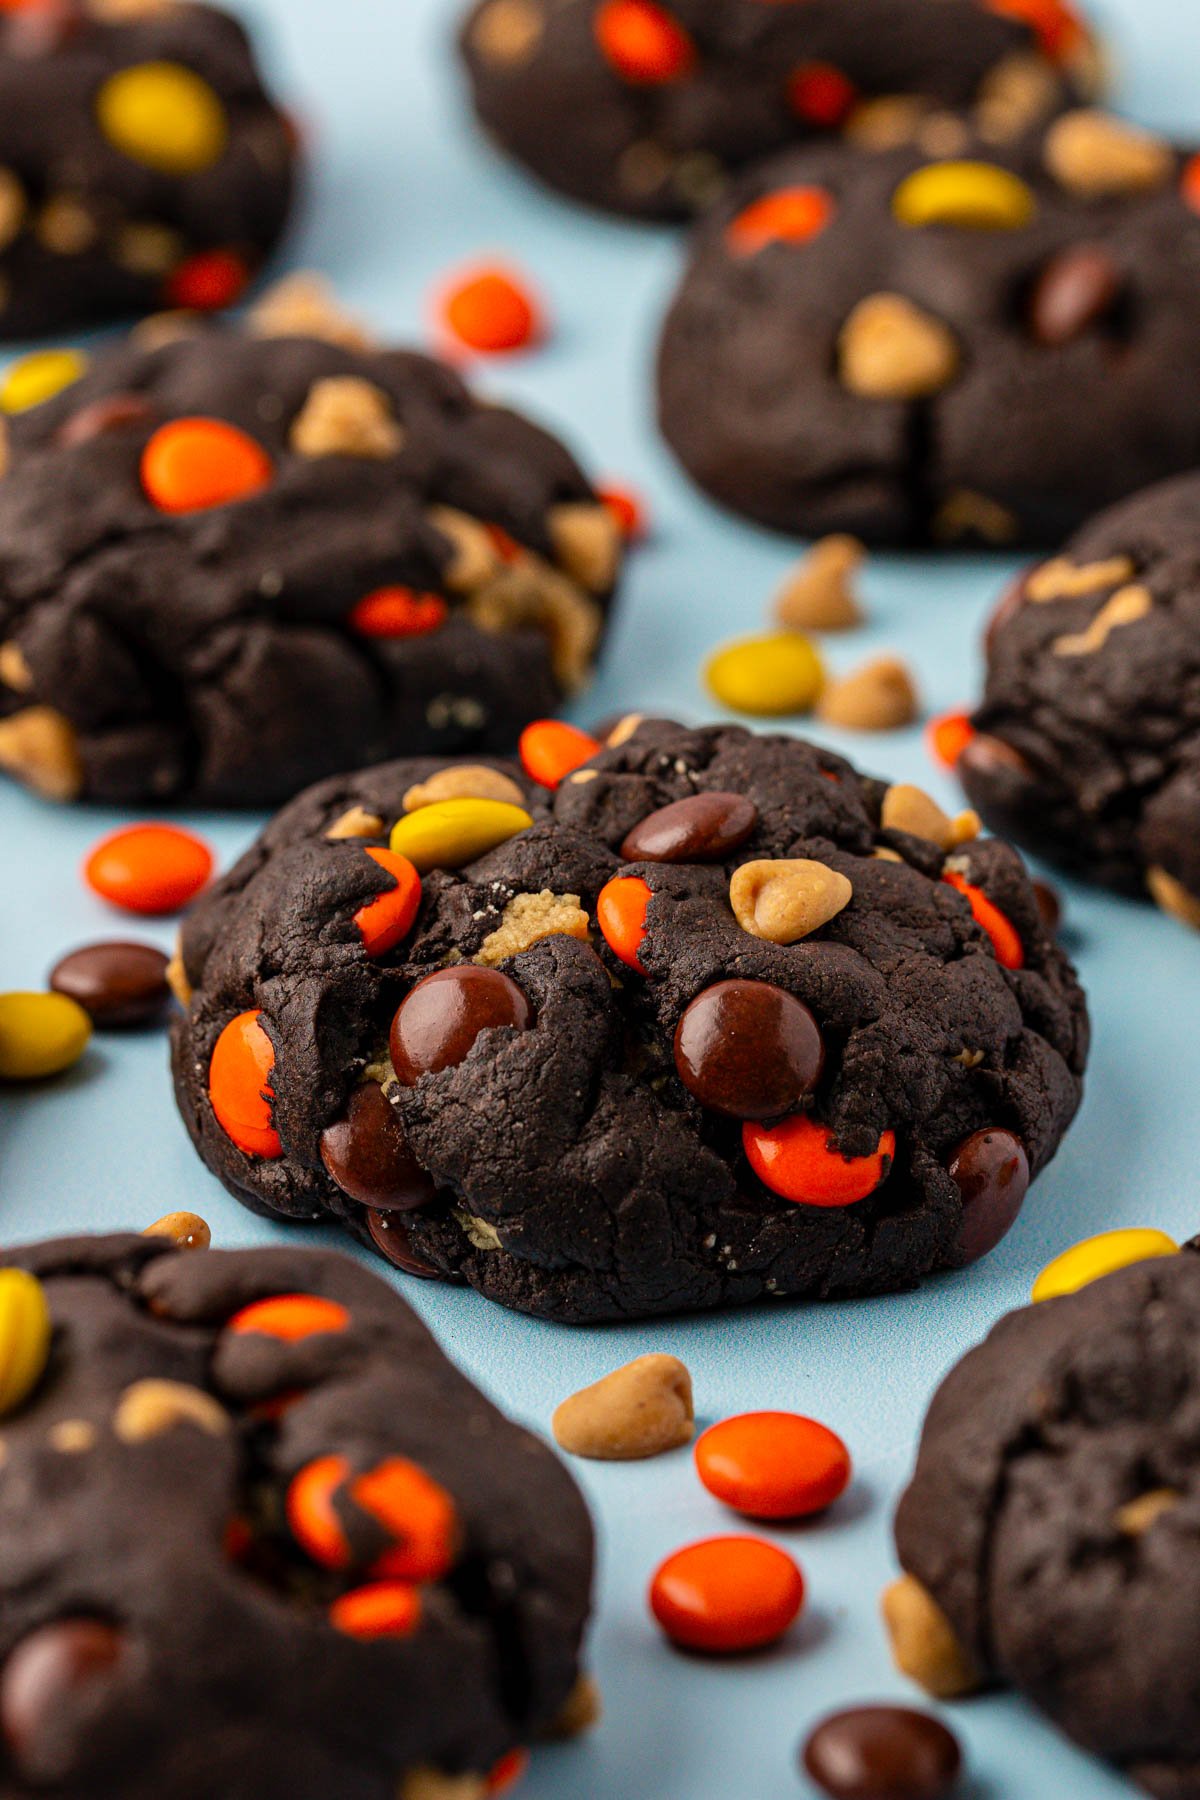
96, 62, 228, 175
0, 349, 87, 414
892, 161, 1037, 230
0, 1270, 52, 1416
0, 992, 92, 1080
705, 633, 825, 717
389, 798, 533, 872
1032, 1228, 1179, 1303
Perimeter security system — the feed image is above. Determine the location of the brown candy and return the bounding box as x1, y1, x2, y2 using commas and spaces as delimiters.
55, 393, 156, 449
1028, 244, 1122, 347
49, 941, 172, 1028
673, 980, 824, 1121
1033, 879, 1062, 934
802, 1705, 962, 1800
365, 1209, 443, 1279
319, 1082, 436, 1212
948, 1127, 1030, 1266
389, 966, 531, 1087
620, 792, 758, 864
1, 1620, 126, 1773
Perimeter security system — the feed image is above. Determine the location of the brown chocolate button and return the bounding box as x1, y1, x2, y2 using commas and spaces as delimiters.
365, 1209, 444, 1279
55, 393, 156, 449
948, 1127, 1030, 1266
802, 1705, 962, 1800
673, 980, 824, 1120
1028, 244, 1122, 348
1, 1620, 125, 1771
1033, 880, 1062, 934
320, 1082, 436, 1212
621, 792, 758, 863
49, 941, 172, 1028
389, 965, 531, 1087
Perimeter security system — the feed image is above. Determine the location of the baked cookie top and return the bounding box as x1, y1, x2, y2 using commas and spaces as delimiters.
962, 471, 1200, 929
172, 719, 1089, 1324
460, 0, 1098, 220
657, 114, 1200, 546
0, 299, 621, 806
0, 1232, 594, 1800
0, 0, 297, 338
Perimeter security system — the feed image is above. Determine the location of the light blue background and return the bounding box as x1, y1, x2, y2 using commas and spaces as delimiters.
2, 2, 1198, 1793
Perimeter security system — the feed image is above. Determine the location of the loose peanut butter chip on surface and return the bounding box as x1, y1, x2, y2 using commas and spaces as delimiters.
1115, 1488, 1180, 1537
881, 1573, 981, 1699
730, 859, 852, 944
290, 377, 405, 459
1052, 584, 1151, 656
403, 764, 524, 812
881, 784, 980, 850
326, 805, 386, 841
552, 1354, 694, 1460
818, 656, 919, 731
839, 293, 960, 400
0, 706, 84, 801
1147, 866, 1200, 930
774, 535, 864, 633
1026, 554, 1135, 602
1044, 110, 1173, 197
143, 1211, 211, 1251
114, 1380, 229, 1443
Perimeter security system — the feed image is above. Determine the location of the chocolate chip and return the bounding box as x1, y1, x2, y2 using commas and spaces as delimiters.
802, 1705, 962, 1800
673, 980, 824, 1120
1, 1620, 125, 1773
1029, 244, 1123, 347
320, 1082, 437, 1212
55, 394, 156, 449
1033, 879, 1062, 934
621, 792, 758, 863
365, 1209, 444, 1279
389, 966, 531, 1086
948, 1127, 1030, 1266
49, 941, 171, 1028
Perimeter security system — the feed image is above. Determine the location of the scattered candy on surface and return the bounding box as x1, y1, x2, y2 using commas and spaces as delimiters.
802, 1704, 963, 1800
95, 61, 228, 175
773, 536, 864, 633
390, 966, 532, 1085
84, 823, 213, 915
926, 710, 975, 769
141, 417, 273, 514
705, 631, 824, 716
389, 797, 533, 872
649, 1535, 805, 1654
596, 874, 652, 971
552, 1354, 694, 1461
519, 719, 600, 788
1032, 1228, 1180, 1303
440, 264, 542, 353
0, 991, 92, 1080
695, 1413, 851, 1521
818, 654, 919, 731
743, 1115, 895, 1208
0, 1269, 52, 1416
208, 1009, 282, 1159
49, 941, 172, 1028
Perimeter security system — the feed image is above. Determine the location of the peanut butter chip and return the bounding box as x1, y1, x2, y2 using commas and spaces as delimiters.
87, 0, 174, 17
774, 535, 865, 632
466, 563, 601, 691
470, 0, 544, 64
1044, 110, 1173, 197
844, 95, 929, 151
933, 489, 1018, 545
476, 891, 590, 966
165, 942, 192, 1008
50, 1420, 96, 1454
552, 1354, 694, 1460
114, 221, 183, 277
326, 805, 386, 841
974, 52, 1061, 141
0, 641, 32, 692
839, 293, 960, 401
730, 858, 852, 944
403, 764, 524, 812
400, 1773, 487, 1800
1115, 1488, 1180, 1537
1026, 555, 1136, 602
549, 501, 622, 593
0, 706, 84, 801
1052, 584, 1152, 656
114, 1380, 229, 1443
1147, 866, 1200, 930
36, 197, 97, 256
428, 507, 501, 592
954, 1047, 985, 1069
0, 169, 26, 254
548, 1673, 603, 1739
606, 711, 644, 748
881, 783, 979, 850
818, 656, 919, 731
248, 272, 372, 350
290, 377, 405, 459
143, 1211, 211, 1250
881, 1573, 981, 1699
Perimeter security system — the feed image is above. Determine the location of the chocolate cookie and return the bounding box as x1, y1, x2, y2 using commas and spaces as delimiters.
657, 114, 1200, 545
0, 1231, 594, 1799
0, 1, 297, 339
170, 719, 1089, 1324
889, 1242, 1200, 1799
459, 0, 1099, 222
0, 300, 621, 806
960, 472, 1200, 930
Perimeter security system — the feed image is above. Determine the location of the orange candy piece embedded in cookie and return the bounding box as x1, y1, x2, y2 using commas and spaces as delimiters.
164, 248, 249, 312
743, 1113, 895, 1207
208, 1009, 283, 1159
84, 822, 213, 914
1182, 154, 1200, 215
943, 872, 1025, 970
354, 849, 422, 958
288, 1453, 353, 1568
594, 0, 696, 84
348, 588, 448, 638
726, 186, 835, 256
927, 708, 976, 770
227, 1293, 351, 1342
141, 417, 273, 513
441, 267, 542, 354
353, 1458, 459, 1582
329, 1581, 422, 1641
649, 1535, 805, 1654
786, 62, 858, 128
518, 719, 600, 789
597, 875, 652, 973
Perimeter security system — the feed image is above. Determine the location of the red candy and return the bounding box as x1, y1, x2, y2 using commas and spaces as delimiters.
786, 61, 858, 127
597, 875, 652, 972
695, 1413, 851, 1520
84, 823, 213, 915
487, 1749, 530, 1795
743, 1114, 895, 1207
348, 588, 448, 638
598, 482, 647, 542
1185, 154, 1200, 215
353, 849, 422, 958
164, 248, 248, 312
594, 0, 696, 84
207, 1010, 282, 1159
649, 1536, 805, 1654
943, 872, 1025, 970
518, 719, 600, 789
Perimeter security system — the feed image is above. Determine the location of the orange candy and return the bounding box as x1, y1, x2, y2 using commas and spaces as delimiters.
85, 822, 213, 915
441, 267, 542, 354
927, 708, 975, 770
943, 872, 1025, 970
208, 1009, 283, 1159
288, 1453, 353, 1568
354, 1458, 459, 1582
649, 1535, 805, 1654
164, 248, 248, 312
786, 62, 858, 127
594, 0, 696, 84
597, 874, 652, 973
348, 588, 448, 638
695, 1413, 852, 1520
1183, 154, 1200, 215
518, 719, 601, 789
227, 1293, 351, 1342
743, 1114, 895, 1207
985, 0, 1085, 59
141, 417, 273, 514
354, 849, 422, 958
726, 186, 835, 256
329, 1581, 422, 1640
488, 1749, 530, 1795
598, 482, 647, 542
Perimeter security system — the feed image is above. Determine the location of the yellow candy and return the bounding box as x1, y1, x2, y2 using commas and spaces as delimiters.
892, 161, 1037, 231
0, 1269, 52, 1416
705, 632, 825, 717
0, 349, 87, 415
96, 62, 228, 175
389, 798, 533, 872
1032, 1228, 1179, 1304
0, 992, 92, 1080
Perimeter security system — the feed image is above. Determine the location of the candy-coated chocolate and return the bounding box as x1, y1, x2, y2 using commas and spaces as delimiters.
164, 248, 249, 313
743, 1114, 895, 1207
390, 966, 532, 1086
1028, 243, 1122, 346
926, 711, 974, 770
440, 265, 542, 353
95, 61, 227, 174
365, 1210, 444, 1278
0, 349, 87, 415
320, 1083, 437, 1213
942, 873, 1024, 970
389, 797, 533, 872
802, 1704, 962, 1800
348, 588, 448, 639
0, 1269, 52, 1415
1032, 1228, 1179, 1304
84, 823, 213, 916
55, 393, 156, 448
207, 1009, 281, 1159
594, 0, 696, 85
948, 1128, 1030, 1266
353, 849, 422, 958
140, 418, 273, 515
0, 991, 91, 1079
726, 187, 835, 256
673, 980, 824, 1120
892, 159, 1036, 230
596, 874, 651, 972
227, 1294, 350, 1342
49, 940, 171, 1028
649, 1535, 805, 1653
329, 1582, 422, 1641
519, 719, 600, 789
705, 631, 824, 715
695, 1412, 851, 1520
621, 791, 758, 863
0, 1621, 126, 1766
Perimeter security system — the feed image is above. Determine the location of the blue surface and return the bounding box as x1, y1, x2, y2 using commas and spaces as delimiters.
2, 1, 1198, 1794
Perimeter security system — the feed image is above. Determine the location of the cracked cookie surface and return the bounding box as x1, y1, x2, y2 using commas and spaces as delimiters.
0, 1232, 593, 1800
656, 117, 1200, 545
172, 720, 1089, 1324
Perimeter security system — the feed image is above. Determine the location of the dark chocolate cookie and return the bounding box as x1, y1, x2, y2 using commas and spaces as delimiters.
459, 0, 1099, 222
889, 1242, 1200, 1799
657, 114, 1200, 545
0, 301, 621, 806
0, 1231, 594, 1800
960, 471, 1200, 931
170, 719, 1089, 1324
0, 0, 297, 339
